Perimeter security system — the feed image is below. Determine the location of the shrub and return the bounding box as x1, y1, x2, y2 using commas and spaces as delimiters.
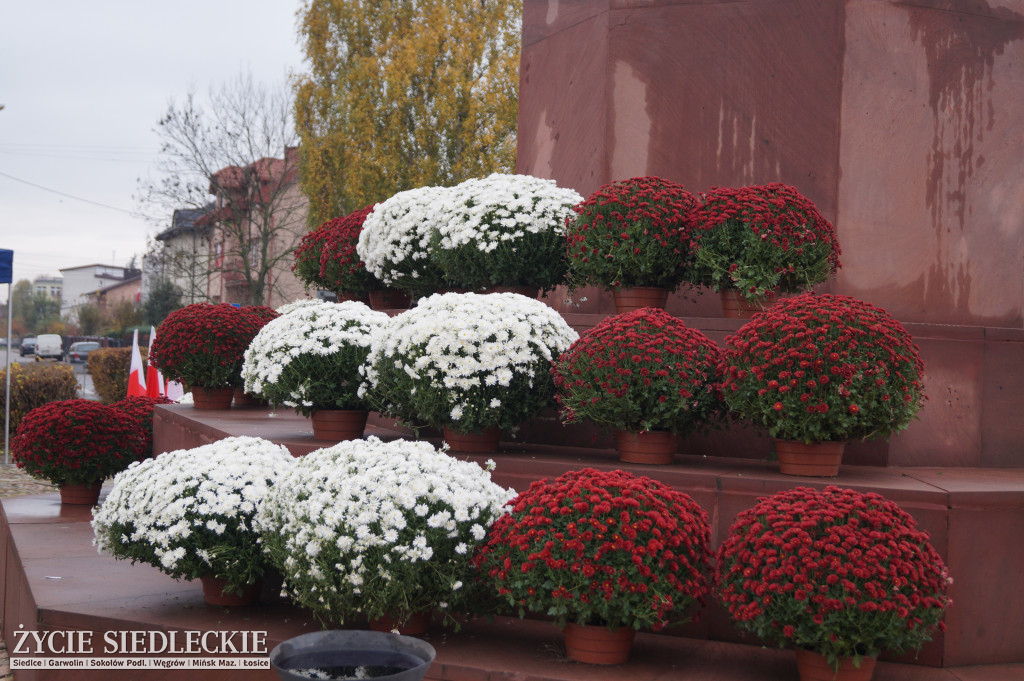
721, 293, 926, 443
565, 176, 699, 291
93, 436, 294, 595
474, 467, 712, 631
0, 362, 79, 432
88, 347, 138, 404
690, 183, 841, 301
717, 486, 951, 666
552, 308, 723, 434
149, 303, 278, 389
111, 395, 175, 457
12, 399, 147, 486
293, 206, 379, 296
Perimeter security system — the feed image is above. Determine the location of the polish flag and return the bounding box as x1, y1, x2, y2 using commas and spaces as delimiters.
127, 329, 147, 397
146, 327, 165, 398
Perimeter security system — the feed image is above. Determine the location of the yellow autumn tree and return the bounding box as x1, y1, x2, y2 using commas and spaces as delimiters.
294, 0, 520, 224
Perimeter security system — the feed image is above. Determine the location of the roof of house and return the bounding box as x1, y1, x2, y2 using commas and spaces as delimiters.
155, 205, 214, 241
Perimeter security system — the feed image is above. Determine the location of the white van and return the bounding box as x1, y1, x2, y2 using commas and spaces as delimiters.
34, 334, 65, 361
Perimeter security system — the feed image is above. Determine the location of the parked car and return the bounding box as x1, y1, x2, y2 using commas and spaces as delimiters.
19, 337, 37, 356
67, 341, 102, 363
35, 334, 65, 361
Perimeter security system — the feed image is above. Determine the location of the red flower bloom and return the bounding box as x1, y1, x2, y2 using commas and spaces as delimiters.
553, 308, 723, 434
721, 293, 925, 443
474, 468, 711, 631
111, 395, 175, 458
12, 399, 147, 486
716, 486, 951, 665
149, 303, 277, 389
293, 207, 378, 295
565, 176, 699, 291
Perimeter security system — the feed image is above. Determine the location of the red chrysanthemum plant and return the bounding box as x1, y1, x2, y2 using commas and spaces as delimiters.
474, 468, 712, 641
292, 206, 380, 300
111, 395, 175, 458
552, 307, 723, 464
148, 303, 278, 390
690, 183, 841, 310
12, 399, 147, 487
721, 293, 925, 474
564, 176, 700, 310
717, 486, 951, 675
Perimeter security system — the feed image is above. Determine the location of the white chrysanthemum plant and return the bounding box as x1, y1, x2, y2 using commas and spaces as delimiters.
275, 298, 326, 316
357, 185, 452, 297
256, 436, 515, 629
430, 174, 583, 293
242, 300, 390, 417
92, 436, 294, 598
360, 292, 579, 438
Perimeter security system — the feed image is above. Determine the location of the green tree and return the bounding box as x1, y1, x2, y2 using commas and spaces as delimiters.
142, 278, 182, 327
294, 0, 520, 224
11, 280, 61, 335
77, 303, 103, 336
107, 300, 143, 339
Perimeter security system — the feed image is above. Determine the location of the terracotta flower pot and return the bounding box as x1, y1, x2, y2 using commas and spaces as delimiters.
59, 481, 102, 506
443, 426, 500, 453
612, 286, 669, 313
311, 409, 369, 441
369, 288, 413, 311
200, 575, 261, 607
191, 386, 234, 410
369, 611, 432, 636
232, 388, 265, 406
775, 439, 846, 477
335, 291, 371, 304
615, 430, 677, 465
796, 649, 877, 681
562, 623, 635, 665
720, 289, 772, 318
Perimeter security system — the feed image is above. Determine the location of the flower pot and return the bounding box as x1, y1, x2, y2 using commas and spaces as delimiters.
720, 289, 771, 318
612, 286, 669, 313
232, 388, 265, 406
616, 430, 677, 465
562, 623, 635, 665
443, 426, 500, 453
369, 288, 413, 310
200, 575, 261, 607
796, 650, 877, 681
775, 439, 846, 477
369, 611, 431, 636
335, 291, 371, 304
311, 409, 369, 441
191, 386, 234, 410
59, 481, 102, 505
270, 630, 436, 681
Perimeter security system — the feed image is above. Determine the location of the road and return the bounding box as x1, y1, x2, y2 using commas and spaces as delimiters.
0, 349, 97, 400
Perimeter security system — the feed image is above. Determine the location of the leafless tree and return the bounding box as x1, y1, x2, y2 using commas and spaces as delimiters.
137, 74, 306, 307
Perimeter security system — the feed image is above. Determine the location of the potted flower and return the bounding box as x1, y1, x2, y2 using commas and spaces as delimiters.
717, 486, 952, 681
564, 176, 699, 312
721, 293, 926, 476
690, 183, 842, 317
552, 308, 723, 464
12, 399, 147, 505
242, 300, 390, 440
360, 292, 579, 452
429, 173, 583, 295
293, 206, 379, 302
357, 185, 452, 304
149, 303, 278, 409
473, 467, 712, 664
256, 436, 514, 634
92, 435, 294, 606
111, 395, 175, 458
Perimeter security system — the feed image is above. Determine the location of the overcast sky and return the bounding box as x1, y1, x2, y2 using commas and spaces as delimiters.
1, 1, 305, 286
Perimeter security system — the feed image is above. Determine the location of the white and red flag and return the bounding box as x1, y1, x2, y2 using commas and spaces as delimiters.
126, 329, 147, 397
146, 326, 165, 399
